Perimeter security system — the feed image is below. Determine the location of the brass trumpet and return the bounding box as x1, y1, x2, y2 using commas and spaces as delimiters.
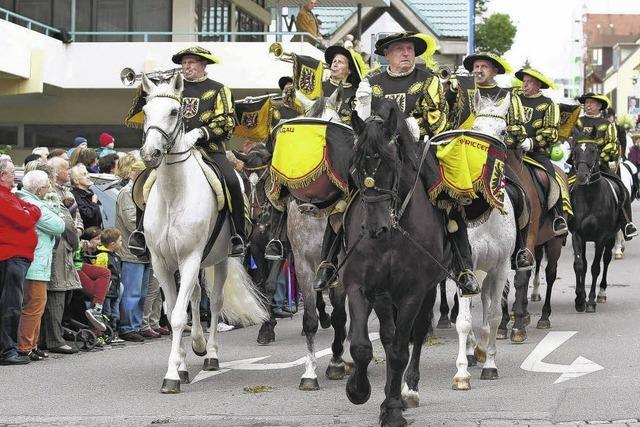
120, 67, 183, 86
268, 42, 329, 68
268, 42, 294, 64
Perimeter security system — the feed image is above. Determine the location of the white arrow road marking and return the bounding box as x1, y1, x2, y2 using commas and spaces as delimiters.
191, 332, 380, 384
520, 331, 604, 384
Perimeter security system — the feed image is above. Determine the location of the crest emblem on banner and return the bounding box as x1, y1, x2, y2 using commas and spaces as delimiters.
385, 93, 406, 112
182, 98, 199, 119
241, 111, 259, 128
299, 65, 316, 94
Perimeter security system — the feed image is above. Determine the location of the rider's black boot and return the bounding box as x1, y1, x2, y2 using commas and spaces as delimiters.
313, 223, 340, 291
449, 211, 480, 296
552, 201, 568, 236
229, 234, 246, 258
624, 222, 638, 240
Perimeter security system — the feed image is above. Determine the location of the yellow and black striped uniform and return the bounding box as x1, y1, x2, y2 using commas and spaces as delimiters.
573, 115, 619, 164
322, 79, 357, 126
182, 76, 236, 153
516, 91, 560, 150
369, 66, 447, 138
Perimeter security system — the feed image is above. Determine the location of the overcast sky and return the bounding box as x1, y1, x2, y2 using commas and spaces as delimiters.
487, 0, 640, 80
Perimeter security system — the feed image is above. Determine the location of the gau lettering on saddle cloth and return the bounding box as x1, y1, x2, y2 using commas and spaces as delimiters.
429, 132, 507, 217
268, 118, 353, 212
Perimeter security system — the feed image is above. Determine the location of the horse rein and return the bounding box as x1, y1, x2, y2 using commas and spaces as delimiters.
142, 96, 195, 167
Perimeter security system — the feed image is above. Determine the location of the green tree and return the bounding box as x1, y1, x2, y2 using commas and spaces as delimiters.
475, 13, 517, 56
0, 145, 11, 155
475, 0, 488, 17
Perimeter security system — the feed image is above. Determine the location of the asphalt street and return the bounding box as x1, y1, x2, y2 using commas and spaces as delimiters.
1, 207, 640, 427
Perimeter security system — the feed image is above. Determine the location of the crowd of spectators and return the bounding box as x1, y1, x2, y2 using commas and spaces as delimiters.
0, 134, 181, 365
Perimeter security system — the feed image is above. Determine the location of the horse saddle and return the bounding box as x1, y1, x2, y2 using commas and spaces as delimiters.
131, 149, 227, 212
523, 156, 561, 211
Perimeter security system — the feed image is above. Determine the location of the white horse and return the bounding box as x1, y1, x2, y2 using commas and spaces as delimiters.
613, 159, 637, 260
451, 93, 517, 390
140, 74, 268, 394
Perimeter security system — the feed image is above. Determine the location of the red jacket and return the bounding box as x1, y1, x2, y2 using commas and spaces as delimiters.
0, 185, 41, 262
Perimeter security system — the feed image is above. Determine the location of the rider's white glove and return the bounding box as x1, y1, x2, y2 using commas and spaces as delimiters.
520, 137, 533, 152
405, 117, 420, 142
184, 128, 204, 147
355, 80, 372, 120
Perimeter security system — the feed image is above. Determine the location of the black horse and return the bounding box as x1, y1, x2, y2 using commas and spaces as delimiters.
341, 100, 447, 426
569, 141, 621, 312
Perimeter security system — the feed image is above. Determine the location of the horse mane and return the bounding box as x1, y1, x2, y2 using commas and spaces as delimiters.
354, 99, 418, 172
145, 80, 182, 103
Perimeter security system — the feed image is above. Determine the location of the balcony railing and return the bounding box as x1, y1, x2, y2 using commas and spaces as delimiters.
0, 7, 61, 37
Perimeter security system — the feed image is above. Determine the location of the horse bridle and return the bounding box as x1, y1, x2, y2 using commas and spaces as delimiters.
142, 94, 191, 167
355, 116, 401, 218
573, 146, 601, 185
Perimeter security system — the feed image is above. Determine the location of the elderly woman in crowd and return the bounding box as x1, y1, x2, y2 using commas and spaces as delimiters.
16, 170, 65, 361
70, 164, 103, 229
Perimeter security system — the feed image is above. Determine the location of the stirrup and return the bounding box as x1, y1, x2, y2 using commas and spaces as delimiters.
229, 235, 246, 257
264, 239, 285, 260
456, 270, 480, 297
128, 230, 147, 257
552, 216, 568, 236
624, 223, 638, 241
313, 261, 338, 291
515, 248, 535, 271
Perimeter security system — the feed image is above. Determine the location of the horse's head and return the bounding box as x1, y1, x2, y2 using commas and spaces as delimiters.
297, 86, 342, 122
140, 73, 184, 168
234, 145, 272, 221
351, 99, 416, 239
572, 142, 600, 185
471, 91, 510, 140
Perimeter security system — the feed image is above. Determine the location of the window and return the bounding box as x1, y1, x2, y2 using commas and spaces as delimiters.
591, 48, 602, 65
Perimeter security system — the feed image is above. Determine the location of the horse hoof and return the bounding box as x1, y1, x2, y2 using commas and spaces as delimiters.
537, 319, 551, 329
160, 379, 181, 394
474, 347, 487, 364
203, 358, 219, 371
299, 377, 320, 391
530, 294, 541, 302
452, 376, 471, 391
256, 330, 275, 345
346, 376, 371, 404
326, 363, 347, 380
344, 361, 354, 375
524, 314, 531, 326
466, 354, 477, 367
178, 370, 190, 384
401, 393, 420, 409
575, 301, 586, 313
480, 368, 499, 380
319, 313, 331, 329
510, 328, 527, 343
614, 252, 623, 260
586, 304, 596, 313
437, 317, 451, 329
596, 296, 607, 304
192, 341, 207, 357
496, 329, 508, 340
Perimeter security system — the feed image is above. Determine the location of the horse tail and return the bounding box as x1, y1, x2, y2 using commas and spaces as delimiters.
220, 258, 270, 326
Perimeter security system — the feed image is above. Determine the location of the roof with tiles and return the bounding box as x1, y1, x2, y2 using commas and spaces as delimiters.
315, 7, 357, 35
404, 0, 468, 38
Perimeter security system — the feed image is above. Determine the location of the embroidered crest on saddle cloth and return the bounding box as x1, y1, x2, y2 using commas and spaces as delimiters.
182, 97, 200, 119
384, 93, 406, 112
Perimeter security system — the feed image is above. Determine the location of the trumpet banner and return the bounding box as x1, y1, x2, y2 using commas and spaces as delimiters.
558, 103, 581, 139
293, 54, 324, 100
234, 97, 272, 141
429, 133, 507, 221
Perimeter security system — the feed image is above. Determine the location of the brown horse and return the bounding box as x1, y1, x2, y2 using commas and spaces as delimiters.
499, 150, 568, 342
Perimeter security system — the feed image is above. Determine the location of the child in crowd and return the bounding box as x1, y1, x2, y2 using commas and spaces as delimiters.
76, 227, 111, 331
94, 228, 123, 333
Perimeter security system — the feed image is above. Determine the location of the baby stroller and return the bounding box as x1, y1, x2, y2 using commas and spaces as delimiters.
62, 290, 117, 351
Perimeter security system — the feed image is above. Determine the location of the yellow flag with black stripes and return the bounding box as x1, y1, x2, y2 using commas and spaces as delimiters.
558, 103, 581, 139
293, 54, 324, 100
233, 97, 272, 141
